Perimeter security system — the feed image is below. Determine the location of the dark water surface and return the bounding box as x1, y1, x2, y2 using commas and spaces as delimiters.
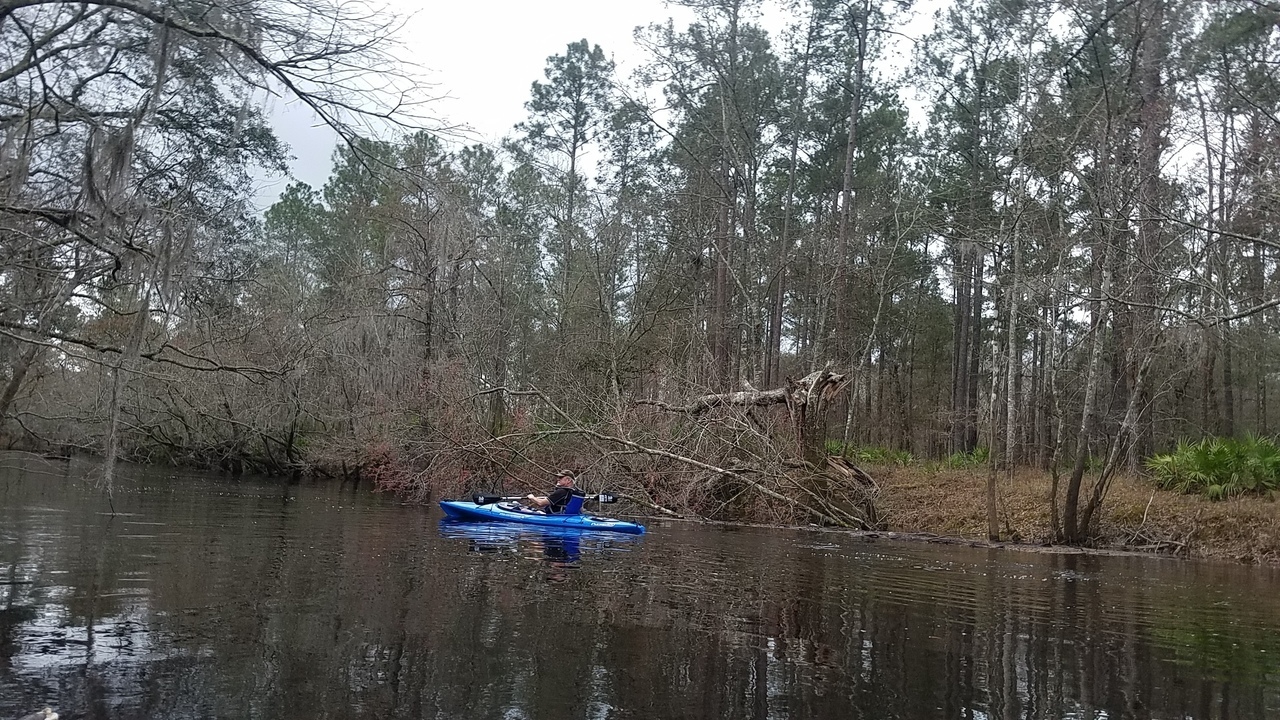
2, 456, 1279, 719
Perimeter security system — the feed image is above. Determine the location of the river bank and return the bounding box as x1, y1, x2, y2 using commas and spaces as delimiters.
872, 466, 1280, 565
8, 447, 1277, 565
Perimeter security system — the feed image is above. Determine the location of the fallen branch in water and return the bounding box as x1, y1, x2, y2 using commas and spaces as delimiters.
467, 378, 880, 530
613, 492, 681, 517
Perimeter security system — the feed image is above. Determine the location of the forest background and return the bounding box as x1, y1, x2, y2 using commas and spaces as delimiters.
2, 0, 1279, 548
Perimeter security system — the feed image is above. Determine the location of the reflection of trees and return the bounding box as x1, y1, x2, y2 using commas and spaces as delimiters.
3, 459, 1280, 718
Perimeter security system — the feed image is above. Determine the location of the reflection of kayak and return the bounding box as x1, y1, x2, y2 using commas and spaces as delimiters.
439, 519, 588, 562
438, 519, 643, 562
438, 500, 646, 535
439, 519, 644, 570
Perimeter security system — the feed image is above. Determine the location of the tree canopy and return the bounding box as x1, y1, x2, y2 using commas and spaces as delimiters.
3, 0, 1279, 541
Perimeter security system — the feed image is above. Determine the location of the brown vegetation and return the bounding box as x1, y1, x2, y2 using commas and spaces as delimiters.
876, 466, 1280, 565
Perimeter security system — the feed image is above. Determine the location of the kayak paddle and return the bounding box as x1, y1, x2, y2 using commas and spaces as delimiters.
472, 494, 523, 505
472, 493, 619, 505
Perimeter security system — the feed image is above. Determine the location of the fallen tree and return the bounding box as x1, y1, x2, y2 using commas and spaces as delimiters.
636, 369, 881, 529
389, 369, 882, 530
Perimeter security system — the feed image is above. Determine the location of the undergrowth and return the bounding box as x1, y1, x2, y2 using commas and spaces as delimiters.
825, 441, 914, 466
1145, 435, 1280, 500
921, 446, 991, 471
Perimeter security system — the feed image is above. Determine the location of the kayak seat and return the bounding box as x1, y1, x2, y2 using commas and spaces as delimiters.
559, 494, 586, 515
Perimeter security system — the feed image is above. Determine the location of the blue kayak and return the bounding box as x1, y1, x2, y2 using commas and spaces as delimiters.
438, 500, 646, 535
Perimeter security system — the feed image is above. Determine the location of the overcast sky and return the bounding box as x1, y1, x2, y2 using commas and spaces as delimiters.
255, 0, 707, 207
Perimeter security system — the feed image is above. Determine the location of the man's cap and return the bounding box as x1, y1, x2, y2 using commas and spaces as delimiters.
555, 469, 576, 479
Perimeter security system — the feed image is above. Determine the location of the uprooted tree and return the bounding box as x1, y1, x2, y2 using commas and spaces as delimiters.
636, 368, 882, 529
393, 368, 882, 530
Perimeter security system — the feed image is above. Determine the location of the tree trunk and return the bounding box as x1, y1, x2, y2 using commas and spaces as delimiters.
1128, 0, 1166, 467
1081, 347, 1155, 534
766, 13, 815, 389
1063, 244, 1113, 544
0, 264, 90, 424
951, 248, 973, 452
1221, 322, 1235, 436
1006, 232, 1021, 472
966, 250, 985, 451
834, 0, 869, 373
0, 346, 40, 424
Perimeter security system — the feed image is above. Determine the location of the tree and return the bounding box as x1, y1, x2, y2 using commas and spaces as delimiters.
639, 0, 783, 390
515, 40, 616, 343
0, 0, 426, 485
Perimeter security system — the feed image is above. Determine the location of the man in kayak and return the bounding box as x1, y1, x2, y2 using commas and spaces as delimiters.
525, 469, 584, 513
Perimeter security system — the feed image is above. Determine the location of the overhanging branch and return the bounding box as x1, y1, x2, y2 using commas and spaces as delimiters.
0, 319, 281, 377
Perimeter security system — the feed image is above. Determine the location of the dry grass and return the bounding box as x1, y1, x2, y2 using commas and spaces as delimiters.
872, 465, 1280, 565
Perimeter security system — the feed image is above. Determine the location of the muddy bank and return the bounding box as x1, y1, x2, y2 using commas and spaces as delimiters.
871, 466, 1280, 565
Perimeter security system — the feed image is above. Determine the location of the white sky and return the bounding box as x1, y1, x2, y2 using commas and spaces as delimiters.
255, 0, 709, 207
253, 0, 931, 209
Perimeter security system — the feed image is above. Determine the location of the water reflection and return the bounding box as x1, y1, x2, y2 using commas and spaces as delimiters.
1, 454, 1279, 719
438, 519, 643, 570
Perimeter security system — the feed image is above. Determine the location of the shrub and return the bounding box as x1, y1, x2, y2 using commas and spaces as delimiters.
944, 447, 990, 469
1145, 435, 1280, 500
854, 446, 914, 466
824, 439, 851, 456
822, 441, 914, 466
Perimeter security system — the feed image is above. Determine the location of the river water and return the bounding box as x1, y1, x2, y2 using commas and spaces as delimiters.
1, 455, 1279, 719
